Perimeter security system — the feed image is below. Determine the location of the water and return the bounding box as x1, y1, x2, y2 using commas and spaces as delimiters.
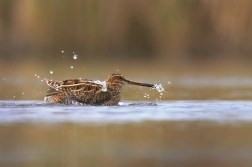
0, 100, 251, 124
1, 74, 252, 166
92, 80, 107, 92
1, 100, 252, 166
73, 54, 78, 59
154, 84, 165, 92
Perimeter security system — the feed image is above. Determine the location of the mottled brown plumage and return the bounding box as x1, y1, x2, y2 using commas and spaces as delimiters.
44, 73, 155, 105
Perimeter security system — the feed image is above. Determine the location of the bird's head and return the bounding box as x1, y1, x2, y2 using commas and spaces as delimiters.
106, 73, 154, 88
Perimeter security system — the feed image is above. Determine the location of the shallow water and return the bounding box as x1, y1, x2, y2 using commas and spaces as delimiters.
1, 100, 252, 167
0, 100, 252, 124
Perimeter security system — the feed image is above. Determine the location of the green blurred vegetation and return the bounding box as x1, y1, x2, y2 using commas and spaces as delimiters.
1, 0, 252, 62
1, 0, 252, 100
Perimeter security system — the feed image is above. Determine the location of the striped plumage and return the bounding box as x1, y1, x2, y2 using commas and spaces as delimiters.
44, 73, 155, 105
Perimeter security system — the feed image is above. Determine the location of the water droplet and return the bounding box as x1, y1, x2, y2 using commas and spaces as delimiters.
154, 84, 164, 93
37, 76, 40, 78
13, 96, 15, 98
73, 52, 75, 54
22, 92, 24, 95
50, 70, 53, 74
168, 81, 171, 84
144, 93, 149, 98
73, 54, 78, 59
41, 79, 43, 82
61, 50, 64, 53
70, 66, 73, 69
34, 74, 37, 76
93, 80, 107, 92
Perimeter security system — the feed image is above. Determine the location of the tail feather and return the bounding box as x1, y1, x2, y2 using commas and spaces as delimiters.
44, 78, 61, 89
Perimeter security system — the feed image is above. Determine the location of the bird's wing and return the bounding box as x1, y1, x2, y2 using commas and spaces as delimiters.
44, 78, 87, 89
44, 78, 111, 105
44, 78, 104, 93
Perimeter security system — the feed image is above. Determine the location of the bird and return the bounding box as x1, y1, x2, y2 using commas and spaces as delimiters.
44, 73, 155, 105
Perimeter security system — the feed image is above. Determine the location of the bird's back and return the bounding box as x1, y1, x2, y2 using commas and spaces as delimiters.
44, 78, 113, 105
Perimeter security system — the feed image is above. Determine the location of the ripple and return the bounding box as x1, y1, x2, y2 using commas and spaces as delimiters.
0, 100, 252, 124
128, 102, 158, 106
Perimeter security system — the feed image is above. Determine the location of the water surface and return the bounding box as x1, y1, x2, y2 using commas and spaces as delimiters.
0, 100, 252, 124
1, 100, 252, 167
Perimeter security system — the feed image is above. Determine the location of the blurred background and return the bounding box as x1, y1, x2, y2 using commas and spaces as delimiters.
1, 2, 252, 167
1, 0, 252, 100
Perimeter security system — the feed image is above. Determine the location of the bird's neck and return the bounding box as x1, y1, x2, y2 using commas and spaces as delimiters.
107, 83, 123, 103
107, 83, 123, 93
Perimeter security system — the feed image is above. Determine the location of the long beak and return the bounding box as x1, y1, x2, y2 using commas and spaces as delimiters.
124, 78, 155, 88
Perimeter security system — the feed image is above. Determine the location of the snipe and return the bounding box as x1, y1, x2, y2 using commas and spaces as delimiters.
44, 73, 155, 105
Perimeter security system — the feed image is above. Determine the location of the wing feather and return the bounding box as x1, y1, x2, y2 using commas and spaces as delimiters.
44, 78, 111, 105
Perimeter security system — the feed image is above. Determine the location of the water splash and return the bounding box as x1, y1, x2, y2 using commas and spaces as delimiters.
50, 70, 53, 74
44, 96, 51, 103
154, 84, 165, 93
73, 54, 78, 59
92, 80, 107, 92
118, 102, 124, 105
